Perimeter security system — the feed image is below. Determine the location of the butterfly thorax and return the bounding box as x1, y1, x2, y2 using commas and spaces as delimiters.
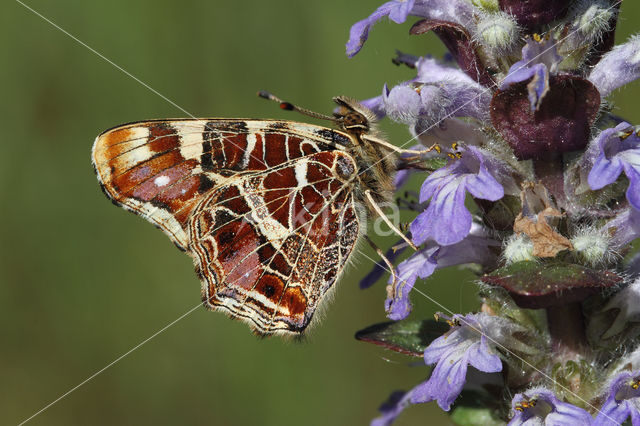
333, 97, 396, 209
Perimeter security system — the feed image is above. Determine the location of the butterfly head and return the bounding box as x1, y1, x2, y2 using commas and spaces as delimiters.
332, 96, 377, 137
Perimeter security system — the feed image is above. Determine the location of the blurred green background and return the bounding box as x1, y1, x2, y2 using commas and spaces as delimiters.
2, 1, 639, 425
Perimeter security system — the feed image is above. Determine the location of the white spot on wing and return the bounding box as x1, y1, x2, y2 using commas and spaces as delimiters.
242, 132, 257, 169
295, 160, 308, 187
154, 175, 171, 187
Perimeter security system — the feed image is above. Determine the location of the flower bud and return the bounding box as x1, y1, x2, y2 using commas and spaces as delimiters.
570, 226, 612, 266
503, 234, 535, 264
476, 11, 520, 57
571, 0, 615, 43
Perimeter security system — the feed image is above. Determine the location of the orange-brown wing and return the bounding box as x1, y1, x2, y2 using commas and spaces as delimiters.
92, 119, 360, 334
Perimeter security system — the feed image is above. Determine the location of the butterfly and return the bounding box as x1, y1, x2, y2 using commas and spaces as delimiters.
92, 93, 426, 335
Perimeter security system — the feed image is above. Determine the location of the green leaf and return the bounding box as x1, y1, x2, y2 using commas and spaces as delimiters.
481, 261, 621, 309
355, 319, 449, 357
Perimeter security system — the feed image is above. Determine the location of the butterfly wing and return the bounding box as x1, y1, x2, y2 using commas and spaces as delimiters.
93, 119, 360, 334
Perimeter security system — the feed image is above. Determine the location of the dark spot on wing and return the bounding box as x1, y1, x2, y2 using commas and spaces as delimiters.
315, 129, 351, 146
199, 175, 214, 193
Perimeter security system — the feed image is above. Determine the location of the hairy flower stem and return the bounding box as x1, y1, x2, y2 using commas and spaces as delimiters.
546, 302, 587, 360
533, 155, 566, 205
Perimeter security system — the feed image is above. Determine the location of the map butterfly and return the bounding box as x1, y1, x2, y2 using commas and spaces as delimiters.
92, 95, 422, 335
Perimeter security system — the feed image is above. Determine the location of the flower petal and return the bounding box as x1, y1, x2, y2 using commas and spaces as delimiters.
383, 84, 422, 124
423, 329, 464, 365
388, 0, 415, 23
594, 398, 633, 426
346, 1, 405, 57
411, 348, 468, 410
624, 163, 640, 211
589, 35, 640, 98
466, 339, 502, 373
385, 247, 438, 320
465, 161, 505, 202
371, 390, 413, 426
412, 177, 471, 246
588, 154, 624, 190
510, 388, 593, 426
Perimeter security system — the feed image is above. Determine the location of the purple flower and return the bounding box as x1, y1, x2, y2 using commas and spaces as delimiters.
414, 117, 488, 149
500, 36, 562, 111
371, 390, 414, 426
589, 35, 640, 99
376, 56, 490, 127
603, 208, 640, 248
359, 94, 386, 120
386, 225, 499, 320
598, 277, 640, 341
410, 313, 503, 411
594, 371, 640, 425
346, 0, 475, 57
410, 146, 506, 246
587, 122, 640, 210
508, 388, 593, 425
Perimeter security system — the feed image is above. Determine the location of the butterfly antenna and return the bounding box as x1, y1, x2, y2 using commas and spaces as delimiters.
257, 90, 335, 121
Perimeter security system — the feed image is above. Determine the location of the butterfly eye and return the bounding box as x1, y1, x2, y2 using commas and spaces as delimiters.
341, 112, 369, 133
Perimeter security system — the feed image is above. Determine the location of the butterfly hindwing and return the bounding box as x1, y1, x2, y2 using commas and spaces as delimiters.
190, 151, 360, 333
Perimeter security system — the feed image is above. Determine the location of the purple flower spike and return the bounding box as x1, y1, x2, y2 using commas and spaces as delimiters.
588, 122, 640, 210
411, 146, 505, 246
345, 0, 475, 57
410, 313, 503, 411
589, 35, 640, 98
508, 388, 593, 425
594, 371, 640, 425
500, 36, 562, 111
386, 226, 499, 320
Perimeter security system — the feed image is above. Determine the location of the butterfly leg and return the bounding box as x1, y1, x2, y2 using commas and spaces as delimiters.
362, 134, 441, 157
364, 189, 418, 251
364, 234, 398, 290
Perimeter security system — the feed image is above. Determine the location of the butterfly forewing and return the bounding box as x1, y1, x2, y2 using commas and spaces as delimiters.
92, 119, 360, 334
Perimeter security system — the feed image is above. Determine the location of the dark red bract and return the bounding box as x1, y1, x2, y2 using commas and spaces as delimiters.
499, 0, 572, 31
490, 74, 600, 160
410, 19, 495, 87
